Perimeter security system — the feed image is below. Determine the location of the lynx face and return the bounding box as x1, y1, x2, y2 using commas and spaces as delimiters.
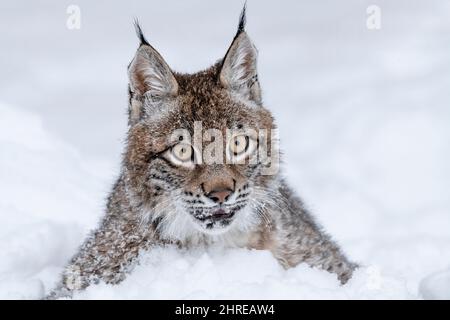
124, 19, 278, 239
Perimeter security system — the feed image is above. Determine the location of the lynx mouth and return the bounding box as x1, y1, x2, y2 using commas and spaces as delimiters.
210, 208, 236, 220
187, 200, 250, 233
188, 206, 241, 233
194, 208, 236, 222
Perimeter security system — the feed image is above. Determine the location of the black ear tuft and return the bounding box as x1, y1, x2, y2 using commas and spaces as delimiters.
236, 2, 247, 36
133, 18, 150, 46
220, 3, 261, 105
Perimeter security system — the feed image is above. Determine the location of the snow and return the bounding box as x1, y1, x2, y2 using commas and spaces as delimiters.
0, 1, 449, 299
420, 269, 450, 300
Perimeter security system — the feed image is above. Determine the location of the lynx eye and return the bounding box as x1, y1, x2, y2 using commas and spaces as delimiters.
229, 135, 249, 155
172, 143, 193, 162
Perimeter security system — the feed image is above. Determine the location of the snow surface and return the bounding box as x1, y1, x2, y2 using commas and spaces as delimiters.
0, 1, 449, 299
420, 269, 450, 300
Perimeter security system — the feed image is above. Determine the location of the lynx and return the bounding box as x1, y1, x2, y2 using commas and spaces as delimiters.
49, 7, 357, 298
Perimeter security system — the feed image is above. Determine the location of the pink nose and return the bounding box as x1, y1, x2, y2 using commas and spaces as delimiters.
207, 189, 232, 204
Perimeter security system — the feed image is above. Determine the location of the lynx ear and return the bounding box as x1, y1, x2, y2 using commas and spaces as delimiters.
219, 6, 261, 105
128, 23, 178, 98
127, 23, 179, 124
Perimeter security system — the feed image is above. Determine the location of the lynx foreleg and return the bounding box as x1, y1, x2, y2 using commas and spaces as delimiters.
47, 215, 154, 299
270, 181, 358, 284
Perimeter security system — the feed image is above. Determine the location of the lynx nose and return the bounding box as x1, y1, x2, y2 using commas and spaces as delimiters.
207, 189, 233, 204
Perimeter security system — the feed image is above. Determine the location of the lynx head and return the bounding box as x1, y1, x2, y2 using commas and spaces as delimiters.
124, 7, 279, 240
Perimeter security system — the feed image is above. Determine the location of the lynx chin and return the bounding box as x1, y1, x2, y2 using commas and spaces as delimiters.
48, 6, 357, 298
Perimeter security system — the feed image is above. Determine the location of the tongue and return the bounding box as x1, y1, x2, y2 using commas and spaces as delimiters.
212, 209, 227, 217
